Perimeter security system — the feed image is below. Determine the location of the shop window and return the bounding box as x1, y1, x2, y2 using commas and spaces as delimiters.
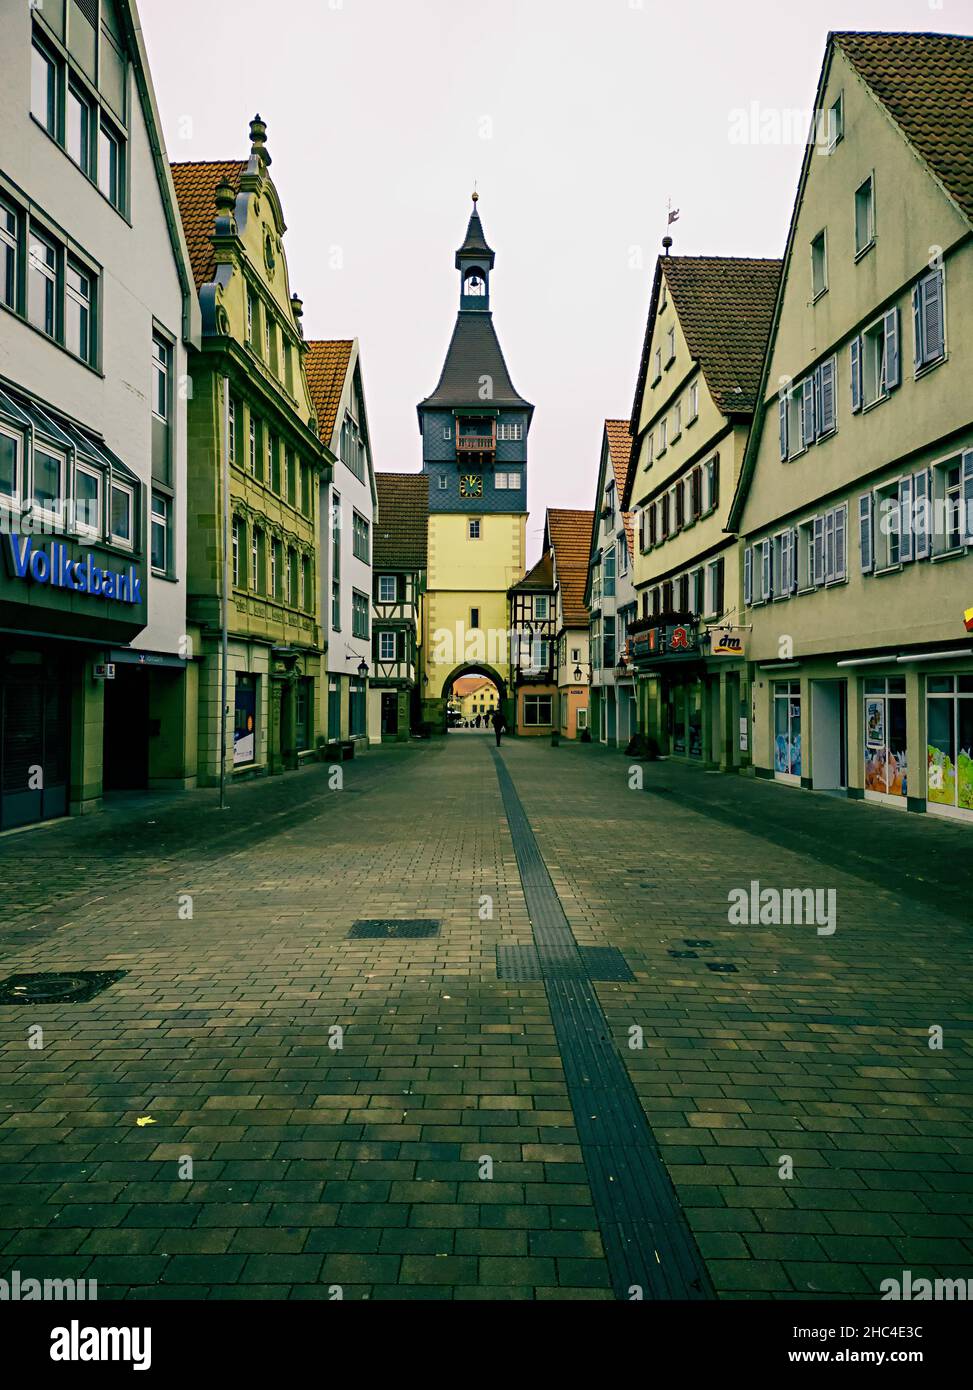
233, 673, 257, 766
774, 680, 802, 780
926, 675, 973, 817
863, 678, 907, 801
523, 695, 553, 727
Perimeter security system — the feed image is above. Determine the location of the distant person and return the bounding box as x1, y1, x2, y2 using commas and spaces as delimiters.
492, 708, 507, 747
475, 714, 481, 728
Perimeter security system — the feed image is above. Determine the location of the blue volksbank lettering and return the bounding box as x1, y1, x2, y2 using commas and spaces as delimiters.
5, 536, 141, 605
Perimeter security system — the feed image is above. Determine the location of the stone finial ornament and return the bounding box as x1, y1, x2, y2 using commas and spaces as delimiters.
249, 113, 272, 167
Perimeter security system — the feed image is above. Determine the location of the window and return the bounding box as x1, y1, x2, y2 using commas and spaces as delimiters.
250, 526, 262, 591
98, 118, 123, 209
301, 462, 312, 517
352, 511, 370, 562
302, 554, 312, 611
498, 422, 523, 440
672, 402, 682, 439
0, 199, 17, 311
652, 347, 662, 382
811, 230, 828, 299
705, 454, 720, 512
249, 418, 257, 476
603, 545, 615, 597
378, 575, 397, 603
110, 479, 133, 546
31, 41, 58, 135
660, 492, 670, 539
571, 648, 581, 663
926, 676, 973, 816
331, 580, 340, 630
152, 334, 170, 421
470, 607, 480, 629
271, 537, 281, 598
645, 431, 654, 468
331, 490, 341, 577
442, 425, 452, 440
468, 519, 481, 539
74, 464, 100, 535
934, 458, 969, 554
31, 447, 63, 518
496, 471, 522, 489
827, 92, 844, 150
232, 517, 244, 586
67, 85, 92, 174
617, 536, 628, 577
247, 291, 255, 345
376, 630, 395, 662
28, 232, 57, 337
603, 615, 616, 668
287, 547, 298, 607
65, 261, 92, 362
658, 417, 667, 453
150, 490, 169, 572
688, 381, 699, 423
225, 396, 236, 464
285, 450, 295, 506
666, 327, 676, 365
534, 595, 549, 620
437, 474, 447, 490
913, 268, 945, 371
855, 176, 875, 255
269, 434, 280, 492
852, 310, 900, 411
352, 589, 370, 639
523, 695, 553, 727
706, 556, 725, 618
0, 428, 21, 503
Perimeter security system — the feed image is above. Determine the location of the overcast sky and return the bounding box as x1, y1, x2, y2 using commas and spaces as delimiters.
140, 0, 971, 559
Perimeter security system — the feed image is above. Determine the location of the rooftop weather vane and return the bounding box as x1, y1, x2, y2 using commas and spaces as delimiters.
663, 199, 680, 253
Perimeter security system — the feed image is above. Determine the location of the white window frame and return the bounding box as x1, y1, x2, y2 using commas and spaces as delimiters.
688, 381, 699, 423
468, 518, 481, 539
109, 478, 134, 549
666, 326, 676, 365
379, 630, 396, 662
32, 444, 65, 523
826, 92, 844, 151
378, 574, 397, 603
854, 174, 876, 257
811, 229, 828, 300
0, 424, 22, 507
75, 462, 102, 539
150, 489, 169, 573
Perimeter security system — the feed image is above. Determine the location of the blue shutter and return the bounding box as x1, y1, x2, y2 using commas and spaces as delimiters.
913, 469, 931, 560
812, 516, 825, 586
884, 307, 900, 389
791, 528, 800, 593
802, 378, 815, 448
922, 270, 945, 364
779, 392, 788, 460
761, 538, 772, 599
743, 545, 753, 606
817, 357, 836, 436
899, 476, 914, 563
912, 282, 923, 369
859, 493, 874, 572
961, 451, 973, 545
850, 337, 863, 413
834, 505, 846, 580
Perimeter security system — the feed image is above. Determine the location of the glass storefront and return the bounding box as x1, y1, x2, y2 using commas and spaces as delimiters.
672, 680, 703, 758
295, 676, 312, 753
774, 679, 802, 781
0, 648, 70, 829
863, 677, 907, 803
926, 675, 973, 818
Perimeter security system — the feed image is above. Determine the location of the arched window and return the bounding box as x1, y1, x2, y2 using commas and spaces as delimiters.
463, 267, 486, 297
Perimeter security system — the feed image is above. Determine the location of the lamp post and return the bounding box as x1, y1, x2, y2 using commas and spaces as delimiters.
573, 664, 583, 683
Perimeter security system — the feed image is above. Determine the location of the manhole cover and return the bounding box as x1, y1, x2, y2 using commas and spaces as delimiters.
684, 939, 712, 948
706, 963, 738, 974
668, 950, 698, 959
0, 970, 127, 1004
349, 920, 441, 939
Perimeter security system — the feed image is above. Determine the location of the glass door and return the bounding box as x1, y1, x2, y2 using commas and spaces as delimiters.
773, 680, 802, 782
927, 675, 973, 818
863, 677, 907, 804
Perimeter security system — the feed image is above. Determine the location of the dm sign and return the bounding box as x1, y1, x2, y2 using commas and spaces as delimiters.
4, 536, 142, 604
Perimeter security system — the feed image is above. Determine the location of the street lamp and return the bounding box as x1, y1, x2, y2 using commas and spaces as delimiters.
573, 664, 583, 683
357, 659, 368, 679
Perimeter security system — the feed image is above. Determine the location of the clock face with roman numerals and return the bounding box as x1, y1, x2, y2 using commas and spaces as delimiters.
459, 474, 483, 498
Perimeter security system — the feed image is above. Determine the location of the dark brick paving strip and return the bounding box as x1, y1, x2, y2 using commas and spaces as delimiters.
0, 737, 970, 1300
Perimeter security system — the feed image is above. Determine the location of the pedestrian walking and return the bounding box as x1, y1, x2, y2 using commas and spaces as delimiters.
492, 708, 507, 747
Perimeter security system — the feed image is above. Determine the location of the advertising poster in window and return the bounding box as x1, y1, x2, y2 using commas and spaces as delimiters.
865, 698, 885, 749
234, 676, 256, 765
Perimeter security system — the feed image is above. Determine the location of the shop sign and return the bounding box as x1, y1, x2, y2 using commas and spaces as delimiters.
4, 536, 142, 605
93, 663, 116, 681
630, 623, 699, 663
709, 630, 746, 658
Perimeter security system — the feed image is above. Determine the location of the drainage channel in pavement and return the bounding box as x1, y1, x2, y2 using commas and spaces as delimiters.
489, 746, 713, 1301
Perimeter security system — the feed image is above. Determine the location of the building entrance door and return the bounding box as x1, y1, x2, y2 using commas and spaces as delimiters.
811, 680, 847, 790
381, 692, 398, 737
103, 664, 150, 790
0, 650, 70, 828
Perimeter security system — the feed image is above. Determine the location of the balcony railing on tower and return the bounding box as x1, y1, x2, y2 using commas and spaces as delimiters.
456, 420, 496, 455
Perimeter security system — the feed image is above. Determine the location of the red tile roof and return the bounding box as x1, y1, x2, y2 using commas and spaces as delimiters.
374, 472, 429, 570
452, 676, 496, 698
835, 32, 973, 224
305, 340, 354, 446
169, 160, 246, 290
547, 508, 594, 627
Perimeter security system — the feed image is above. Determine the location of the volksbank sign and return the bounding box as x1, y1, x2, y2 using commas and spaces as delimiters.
4, 536, 142, 605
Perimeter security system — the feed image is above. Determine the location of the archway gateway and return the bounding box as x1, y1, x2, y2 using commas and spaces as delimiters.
438, 663, 511, 735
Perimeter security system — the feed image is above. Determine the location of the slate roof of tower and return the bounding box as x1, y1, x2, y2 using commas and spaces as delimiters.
305, 340, 354, 445
170, 160, 247, 290
419, 313, 531, 411
456, 206, 495, 264
374, 473, 429, 570
547, 509, 594, 627
834, 31, 973, 224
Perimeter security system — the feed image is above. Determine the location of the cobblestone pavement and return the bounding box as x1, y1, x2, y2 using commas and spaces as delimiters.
0, 737, 970, 1301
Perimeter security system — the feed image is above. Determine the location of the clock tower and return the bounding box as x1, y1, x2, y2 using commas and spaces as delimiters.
418, 195, 533, 731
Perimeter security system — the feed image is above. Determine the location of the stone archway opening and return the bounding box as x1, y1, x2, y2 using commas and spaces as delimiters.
442, 663, 508, 734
